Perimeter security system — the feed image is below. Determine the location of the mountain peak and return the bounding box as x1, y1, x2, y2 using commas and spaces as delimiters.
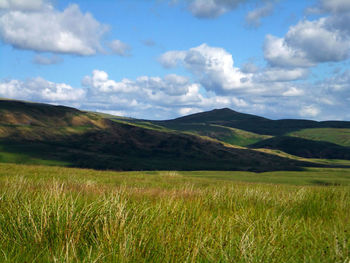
169, 107, 267, 123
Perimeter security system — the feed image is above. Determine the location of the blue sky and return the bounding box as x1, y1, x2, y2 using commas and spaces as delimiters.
0, 0, 349, 120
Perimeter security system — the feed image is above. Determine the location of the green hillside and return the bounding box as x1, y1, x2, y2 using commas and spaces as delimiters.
250, 136, 350, 160
0, 99, 309, 172
2, 99, 350, 168
289, 128, 350, 147
149, 122, 270, 147
156, 108, 350, 136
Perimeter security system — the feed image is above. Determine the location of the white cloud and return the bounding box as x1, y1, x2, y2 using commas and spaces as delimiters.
33, 54, 63, 65
308, 0, 350, 14
299, 105, 320, 118
187, 0, 247, 18
178, 107, 200, 116
109, 40, 131, 57
159, 43, 310, 96
245, 2, 275, 28
83, 70, 199, 101
159, 44, 253, 93
321, 69, 350, 92
241, 62, 259, 73
80, 69, 253, 119
282, 87, 304, 96
264, 12, 350, 68
0, 4, 109, 55
255, 67, 309, 82
321, 0, 350, 13
182, 0, 276, 24
0, 0, 45, 10
0, 77, 85, 102
158, 50, 186, 68
82, 70, 138, 93
285, 18, 350, 62
264, 35, 314, 68
2, 67, 348, 120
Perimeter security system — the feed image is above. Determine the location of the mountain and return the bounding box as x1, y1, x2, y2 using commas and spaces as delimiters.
1, 99, 349, 168
0, 99, 312, 172
145, 108, 350, 160
162, 108, 267, 123
155, 108, 350, 136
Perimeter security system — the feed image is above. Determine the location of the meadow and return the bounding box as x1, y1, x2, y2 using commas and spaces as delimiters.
0, 163, 349, 262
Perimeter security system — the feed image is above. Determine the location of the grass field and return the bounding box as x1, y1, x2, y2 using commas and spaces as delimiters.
0, 163, 349, 262
289, 128, 350, 147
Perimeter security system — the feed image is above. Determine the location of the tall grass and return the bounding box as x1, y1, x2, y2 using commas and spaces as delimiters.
0, 164, 349, 262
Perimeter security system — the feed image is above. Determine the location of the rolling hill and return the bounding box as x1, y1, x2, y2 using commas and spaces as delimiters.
155, 108, 350, 136
0, 99, 312, 172
289, 128, 350, 147
147, 108, 350, 160
1, 99, 350, 168
250, 136, 350, 160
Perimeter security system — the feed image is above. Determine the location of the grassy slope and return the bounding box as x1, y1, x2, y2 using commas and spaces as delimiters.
254, 147, 350, 167
250, 136, 350, 160
0, 163, 349, 262
289, 128, 350, 147
145, 108, 272, 147
1, 99, 350, 167
0, 100, 310, 172
147, 122, 270, 147
149, 108, 350, 160
157, 108, 350, 136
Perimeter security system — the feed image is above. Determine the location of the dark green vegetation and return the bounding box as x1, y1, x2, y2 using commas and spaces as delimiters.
250, 136, 350, 160
154, 108, 350, 135
1, 99, 350, 170
0, 99, 308, 172
0, 163, 349, 262
148, 108, 350, 161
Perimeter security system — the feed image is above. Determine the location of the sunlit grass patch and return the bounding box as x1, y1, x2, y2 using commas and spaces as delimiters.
0, 163, 349, 262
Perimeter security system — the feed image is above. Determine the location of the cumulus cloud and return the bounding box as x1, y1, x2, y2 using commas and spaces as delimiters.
264, 9, 350, 68
159, 43, 310, 96
0, 77, 85, 102
80, 69, 254, 119
255, 67, 309, 82
109, 40, 132, 57
321, 0, 350, 13
320, 69, 350, 92
0, 0, 45, 10
241, 62, 260, 73
308, 0, 350, 14
159, 44, 253, 93
2, 67, 348, 120
83, 70, 195, 98
33, 54, 63, 65
158, 50, 186, 68
282, 87, 304, 97
155, 43, 350, 120
299, 105, 320, 118
181, 0, 276, 23
245, 2, 275, 28
0, 3, 109, 55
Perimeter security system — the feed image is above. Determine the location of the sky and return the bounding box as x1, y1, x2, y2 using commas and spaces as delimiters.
0, 0, 349, 120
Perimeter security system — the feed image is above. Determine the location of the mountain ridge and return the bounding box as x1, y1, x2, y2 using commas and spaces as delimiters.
154, 107, 350, 136
0, 99, 316, 171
